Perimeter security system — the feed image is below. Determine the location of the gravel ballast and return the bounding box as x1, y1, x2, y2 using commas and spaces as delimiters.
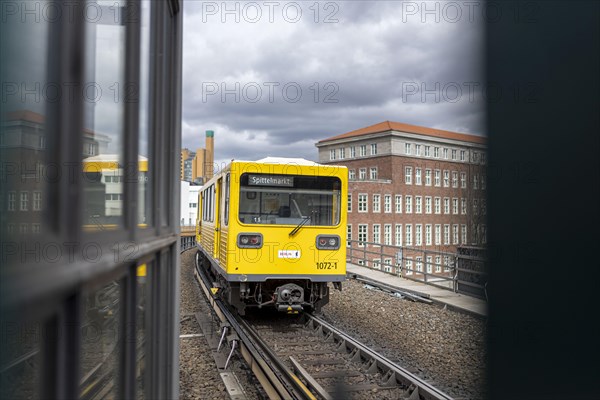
322, 279, 487, 399
179, 250, 485, 399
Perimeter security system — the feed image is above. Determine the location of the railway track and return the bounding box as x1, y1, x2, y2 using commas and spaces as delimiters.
193, 249, 454, 400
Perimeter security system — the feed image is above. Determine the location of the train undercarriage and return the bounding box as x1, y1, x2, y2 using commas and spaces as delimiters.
195, 250, 338, 315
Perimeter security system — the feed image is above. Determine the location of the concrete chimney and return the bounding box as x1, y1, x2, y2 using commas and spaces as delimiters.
205, 130, 214, 180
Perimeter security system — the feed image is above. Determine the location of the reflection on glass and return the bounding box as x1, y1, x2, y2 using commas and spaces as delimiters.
138, 0, 152, 228
238, 174, 341, 226
82, 0, 127, 229
0, 320, 43, 399
136, 262, 149, 399
0, 0, 49, 248
80, 280, 121, 399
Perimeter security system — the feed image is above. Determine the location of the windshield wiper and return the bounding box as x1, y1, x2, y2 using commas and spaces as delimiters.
289, 216, 310, 237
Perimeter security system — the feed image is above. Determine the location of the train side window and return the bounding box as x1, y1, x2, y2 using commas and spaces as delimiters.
223, 174, 230, 226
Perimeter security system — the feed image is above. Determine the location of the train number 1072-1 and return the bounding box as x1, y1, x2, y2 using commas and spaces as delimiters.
316, 262, 337, 270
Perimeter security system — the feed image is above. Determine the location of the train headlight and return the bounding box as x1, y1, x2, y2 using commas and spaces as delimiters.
316, 235, 340, 250
238, 233, 263, 248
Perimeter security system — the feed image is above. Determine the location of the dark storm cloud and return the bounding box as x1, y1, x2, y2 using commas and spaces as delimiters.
182, 1, 485, 165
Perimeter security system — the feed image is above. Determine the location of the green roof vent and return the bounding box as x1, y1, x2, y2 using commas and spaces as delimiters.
206, 130, 214, 137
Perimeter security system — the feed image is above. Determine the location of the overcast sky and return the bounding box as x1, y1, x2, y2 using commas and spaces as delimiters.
182, 1, 485, 168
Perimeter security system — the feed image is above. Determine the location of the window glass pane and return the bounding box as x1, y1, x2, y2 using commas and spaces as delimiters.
138, 0, 151, 228
82, 0, 127, 229
136, 262, 149, 399
0, 0, 49, 247
238, 174, 341, 226
80, 280, 122, 399
0, 319, 43, 399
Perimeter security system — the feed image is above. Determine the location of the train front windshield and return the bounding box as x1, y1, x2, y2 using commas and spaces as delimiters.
239, 173, 341, 226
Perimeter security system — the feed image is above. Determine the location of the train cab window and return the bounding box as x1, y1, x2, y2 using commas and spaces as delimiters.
223, 174, 230, 226
238, 173, 341, 226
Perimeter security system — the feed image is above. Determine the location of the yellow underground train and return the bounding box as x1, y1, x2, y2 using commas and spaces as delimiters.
195, 158, 347, 314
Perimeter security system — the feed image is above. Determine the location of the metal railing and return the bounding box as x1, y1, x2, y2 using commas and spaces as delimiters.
347, 239, 487, 299
180, 235, 196, 252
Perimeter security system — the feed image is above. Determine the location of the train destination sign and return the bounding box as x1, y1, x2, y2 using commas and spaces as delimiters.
248, 174, 294, 187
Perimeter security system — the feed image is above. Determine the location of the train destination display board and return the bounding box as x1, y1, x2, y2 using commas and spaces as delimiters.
248, 174, 294, 187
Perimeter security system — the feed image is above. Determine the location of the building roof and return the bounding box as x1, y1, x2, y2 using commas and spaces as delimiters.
255, 157, 321, 166
318, 120, 486, 145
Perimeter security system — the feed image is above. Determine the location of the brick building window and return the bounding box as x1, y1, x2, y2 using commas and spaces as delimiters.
415, 196, 422, 214
435, 224, 441, 245
426, 256, 433, 273
434, 170, 441, 186
425, 196, 432, 214
358, 224, 368, 245
370, 167, 378, 180
452, 198, 458, 214
434, 197, 441, 214
425, 169, 431, 186
461, 172, 467, 188
370, 143, 377, 155
434, 147, 440, 158
425, 224, 432, 246
384, 195, 391, 213
395, 195, 402, 213
347, 224, 352, 245
435, 256, 442, 272
443, 170, 450, 187
453, 224, 459, 245
405, 143, 411, 155
8, 191, 16, 211
460, 150, 466, 161
452, 171, 458, 188
473, 174, 479, 190
481, 175, 486, 190
461, 198, 467, 215
359, 168, 366, 180
373, 224, 381, 244
339, 148, 345, 159
415, 144, 421, 156
405, 167, 412, 184
358, 194, 368, 212
33, 191, 42, 211
349, 170, 355, 180
405, 195, 412, 214
330, 149, 336, 160
452, 149, 457, 160
443, 148, 449, 159
347, 193, 352, 212
373, 194, 381, 213
405, 258, 413, 275
424, 146, 430, 157
20, 192, 28, 211
444, 225, 450, 245
461, 224, 467, 244
384, 224, 392, 245
473, 199, 479, 215
415, 224, 422, 246
395, 224, 402, 246
405, 224, 412, 246
415, 168, 422, 185
416, 257, 422, 272
443, 197, 450, 214
360, 145, 367, 156
350, 146, 356, 158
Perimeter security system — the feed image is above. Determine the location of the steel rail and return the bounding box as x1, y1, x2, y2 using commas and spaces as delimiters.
193, 252, 316, 400
306, 313, 454, 400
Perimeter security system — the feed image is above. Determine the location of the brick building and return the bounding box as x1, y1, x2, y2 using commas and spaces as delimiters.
315, 121, 487, 275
